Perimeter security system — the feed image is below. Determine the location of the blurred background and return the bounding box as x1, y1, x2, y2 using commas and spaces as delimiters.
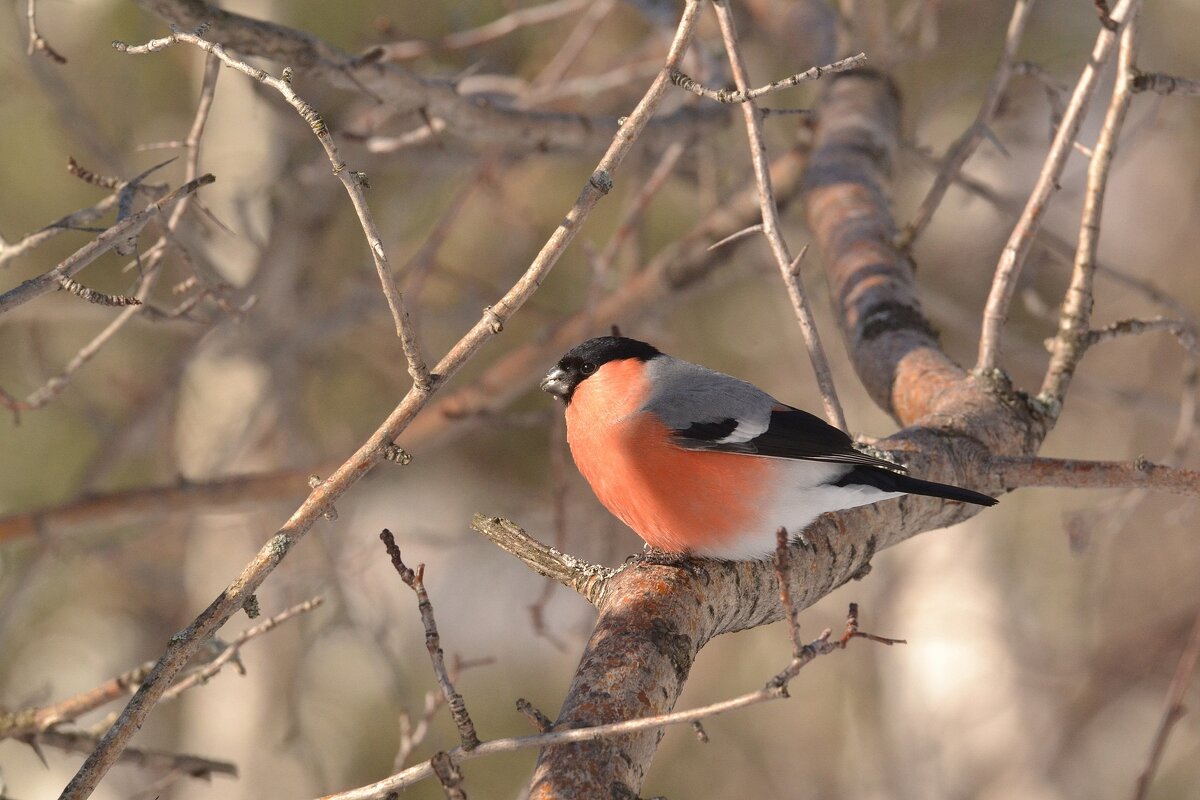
1, 0, 1198, 798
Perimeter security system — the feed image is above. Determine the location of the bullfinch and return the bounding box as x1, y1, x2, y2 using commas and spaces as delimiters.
540, 336, 996, 560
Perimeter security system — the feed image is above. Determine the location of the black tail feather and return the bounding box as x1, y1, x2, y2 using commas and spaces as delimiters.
834, 466, 997, 507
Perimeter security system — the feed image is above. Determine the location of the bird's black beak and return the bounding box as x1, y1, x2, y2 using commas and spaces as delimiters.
540, 367, 570, 400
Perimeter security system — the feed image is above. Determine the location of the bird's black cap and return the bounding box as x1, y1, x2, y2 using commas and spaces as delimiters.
541, 336, 660, 403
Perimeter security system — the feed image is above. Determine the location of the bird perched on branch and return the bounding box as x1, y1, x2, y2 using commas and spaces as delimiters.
541, 336, 996, 560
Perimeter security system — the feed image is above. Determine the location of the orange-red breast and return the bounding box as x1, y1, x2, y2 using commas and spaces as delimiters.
541, 336, 996, 559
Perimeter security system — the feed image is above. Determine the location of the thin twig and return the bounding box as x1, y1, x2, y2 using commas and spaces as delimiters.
26, 0, 67, 63
592, 140, 687, 274
529, 0, 617, 89
976, 0, 1136, 373
898, 0, 1036, 250
379, 530, 480, 751
1131, 71, 1200, 96
670, 52, 866, 103
1040, 4, 1142, 406
1131, 607, 1200, 800
160, 596, 325, 703
710, 0, 847, 430
372, 0, 590, 61
32, 730, 236, 779
0, 195, 121, 270
1083, 317, 1198, 354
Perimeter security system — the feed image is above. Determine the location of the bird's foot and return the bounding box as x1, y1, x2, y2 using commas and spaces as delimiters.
625, 545, 706, 576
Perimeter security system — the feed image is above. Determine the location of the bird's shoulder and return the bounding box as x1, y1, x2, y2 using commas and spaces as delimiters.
639, 358, 899, 470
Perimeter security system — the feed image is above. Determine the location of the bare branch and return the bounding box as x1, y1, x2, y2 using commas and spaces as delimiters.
1083, 317, 1199, 354
429, 751, 467, 800
469, 515, 611, 605
33, 730, 236, 780
670, 52, 866, 104
991, 455, 1200, 496
977, 0, 1137, 373
379, 530, 479, 752
1040, 5, 1141, 406
711, 0, 847, 431
0, 55, 221, 416
374, 0, 591, 61
131, 0, 726, 154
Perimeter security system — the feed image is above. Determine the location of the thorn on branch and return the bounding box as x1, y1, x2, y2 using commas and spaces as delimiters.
516, 698, 553, 733
430, 751, 467, 799
839, 601, 906, 647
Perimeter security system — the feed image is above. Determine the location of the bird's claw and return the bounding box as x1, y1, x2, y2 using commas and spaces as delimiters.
626, 546, 706, 577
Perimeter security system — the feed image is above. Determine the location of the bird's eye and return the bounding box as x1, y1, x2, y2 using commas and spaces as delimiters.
580, 362, 597, 375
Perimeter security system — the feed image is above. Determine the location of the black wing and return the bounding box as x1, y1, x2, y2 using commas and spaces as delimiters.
672, 404, 903, 471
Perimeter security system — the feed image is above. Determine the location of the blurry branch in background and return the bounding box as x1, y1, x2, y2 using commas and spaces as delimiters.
711, 0, 846, 430
132, 0, 728, 153
372, 0, 591, 62
0, 54, 221, 418
36, 730, 236, 785
394, 656, 494, 771
59, 5, 707, 796
1131, 607, 1200, 800
0, 596, 322, 740
896, 0, 1036, 251
0, 598, 320, 796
